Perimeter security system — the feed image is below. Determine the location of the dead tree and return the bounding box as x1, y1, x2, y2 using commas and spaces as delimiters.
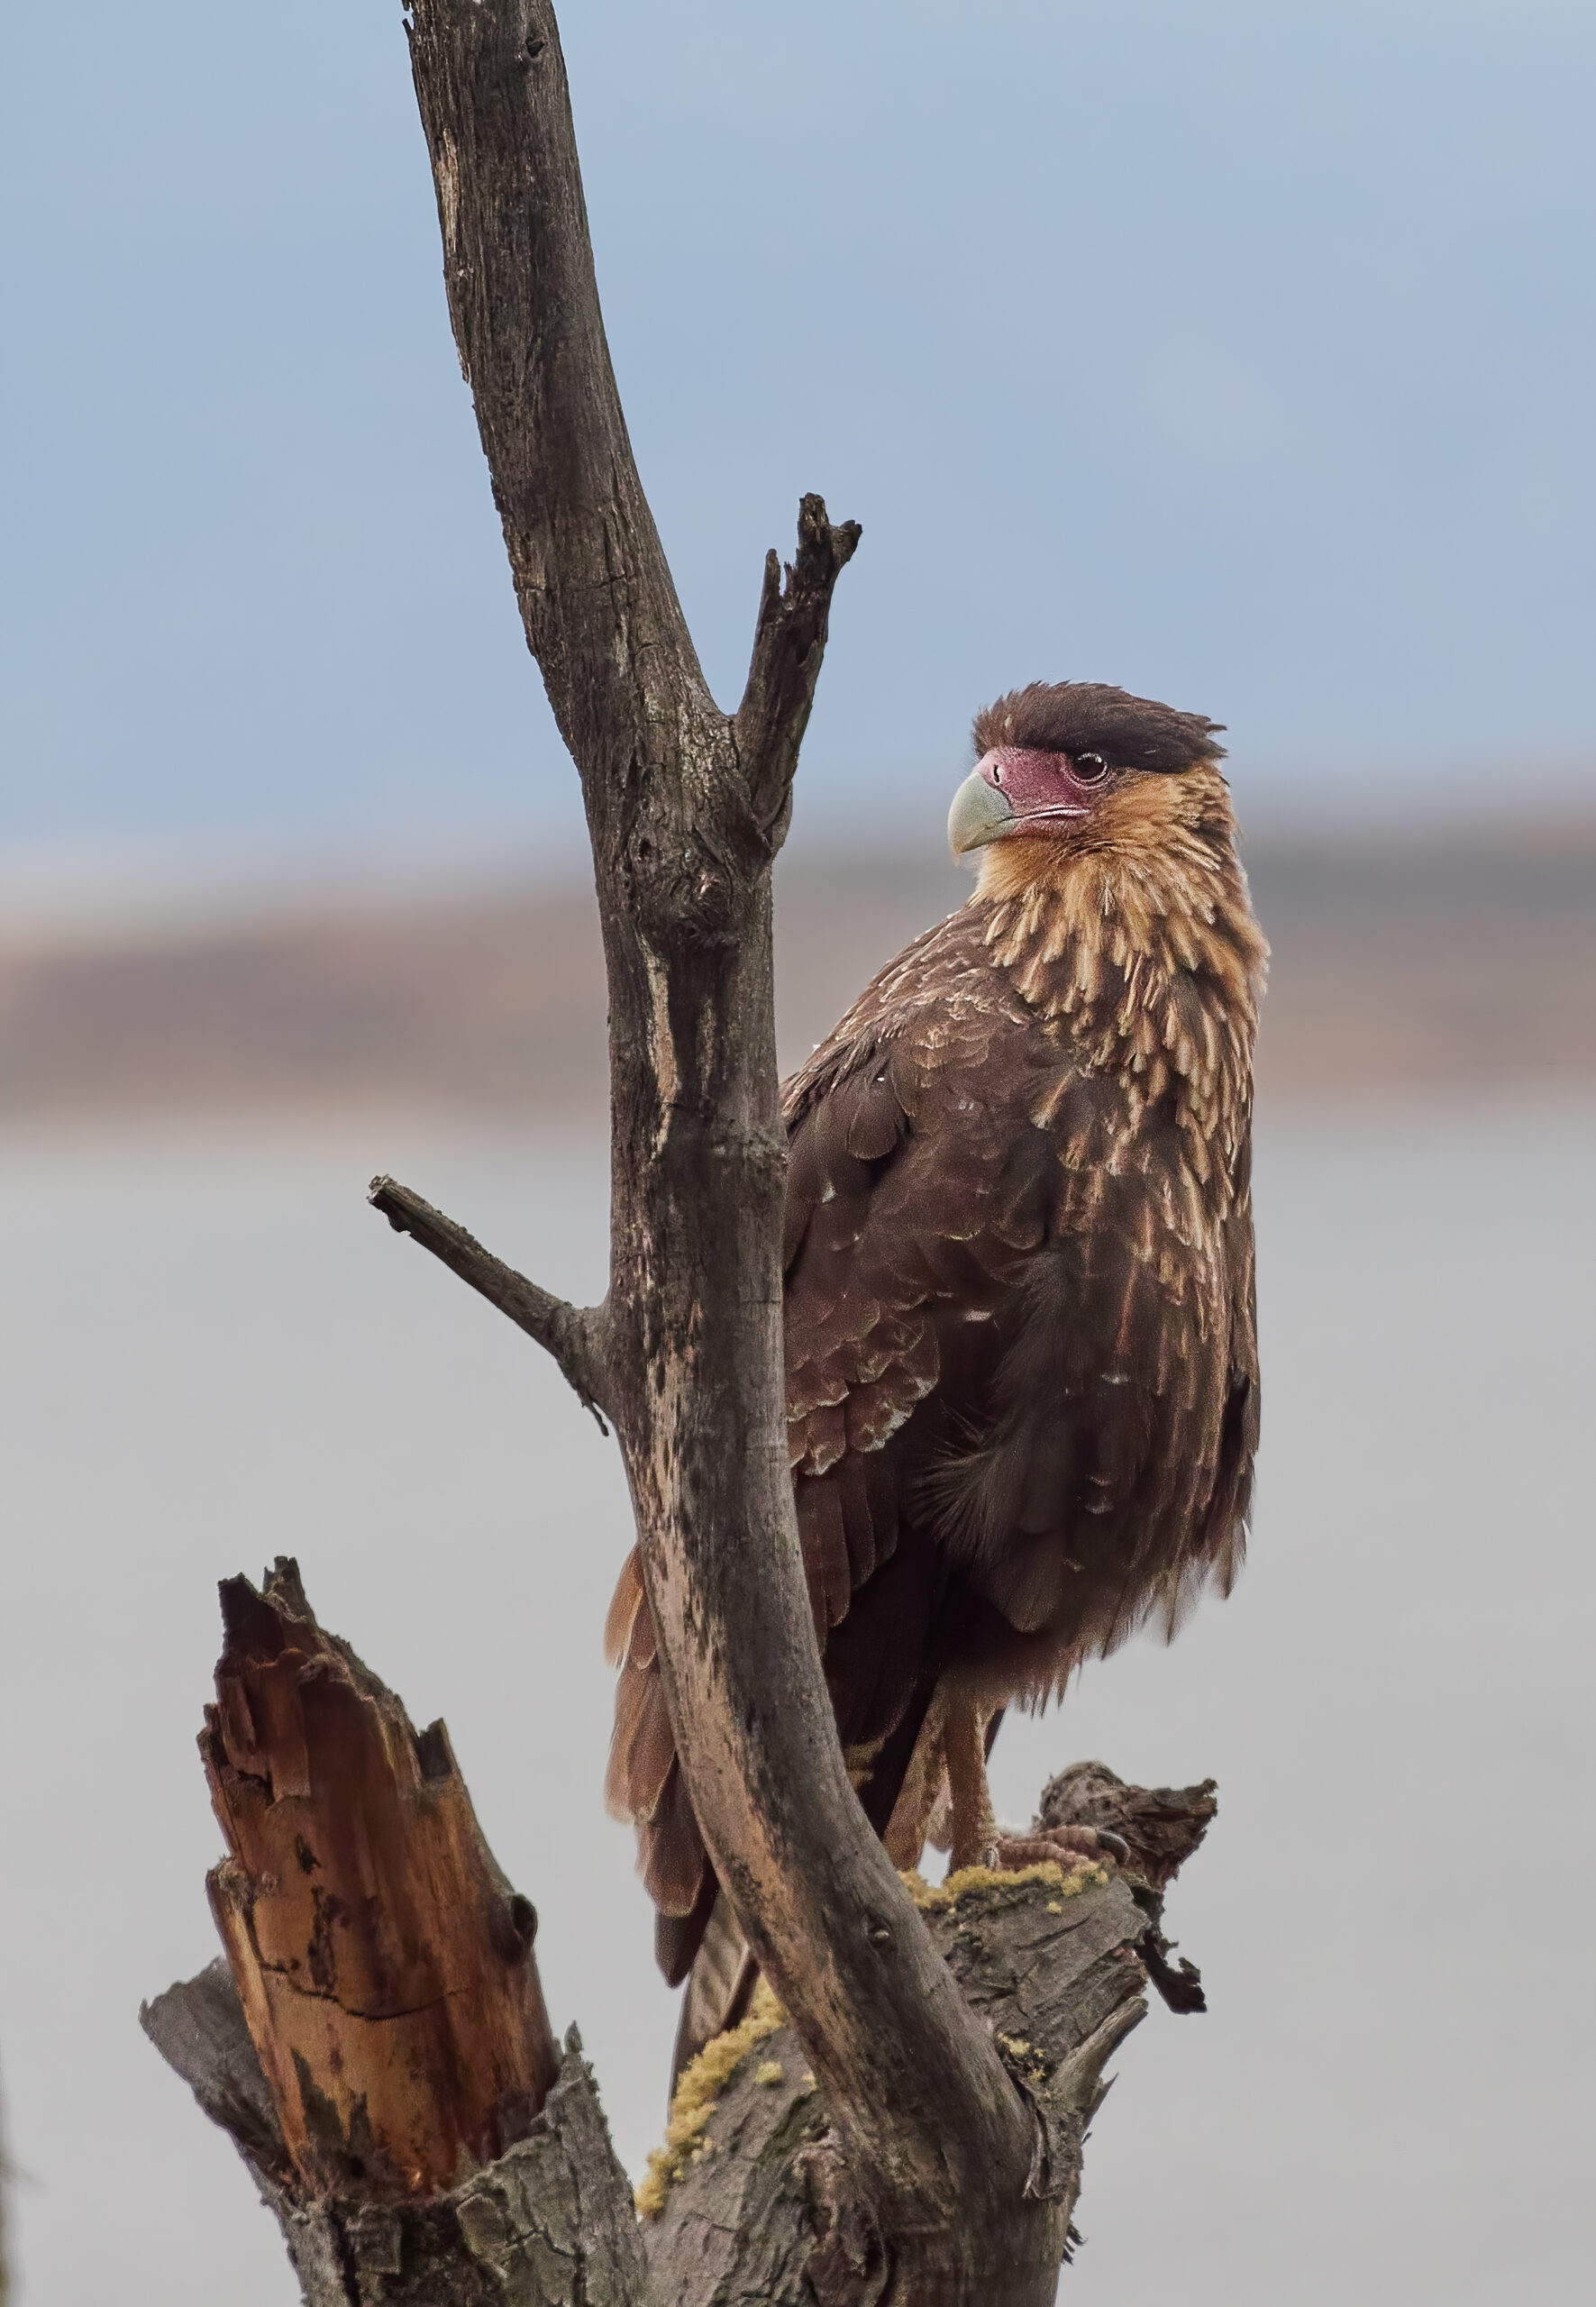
144, 6, 1220, 2301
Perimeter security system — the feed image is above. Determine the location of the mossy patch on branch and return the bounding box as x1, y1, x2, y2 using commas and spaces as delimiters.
636, 1862, 1108, 2218
635, 1978, 787, 2219
901, 1857, 1108, 1912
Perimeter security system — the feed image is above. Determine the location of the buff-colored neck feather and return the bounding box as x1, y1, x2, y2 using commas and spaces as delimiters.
973, 766, 1268, 1177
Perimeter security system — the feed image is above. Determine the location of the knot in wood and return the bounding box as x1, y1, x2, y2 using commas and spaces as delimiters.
625, 826, 752, 948
488, 1892, 539, 1963
795, 2131, 888, 2307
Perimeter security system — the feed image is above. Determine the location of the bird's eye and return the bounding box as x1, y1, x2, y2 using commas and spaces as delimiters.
1074, 752, 1108, 784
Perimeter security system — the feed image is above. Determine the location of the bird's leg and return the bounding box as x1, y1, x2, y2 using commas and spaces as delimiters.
885, 1698, 959, 1873
944, 1695, 999, 1873
943, 1691, 1130, 1880
883, 1692, 949, 1872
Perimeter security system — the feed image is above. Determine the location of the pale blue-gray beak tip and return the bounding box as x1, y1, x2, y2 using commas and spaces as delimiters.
947, 769, 1017, 862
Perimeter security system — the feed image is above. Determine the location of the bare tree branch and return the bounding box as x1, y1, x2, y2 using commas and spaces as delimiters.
734, 495, 863, 836
369, 1174, 612, 1427
399, 7, 1057, 2290
405, 0, 714, 831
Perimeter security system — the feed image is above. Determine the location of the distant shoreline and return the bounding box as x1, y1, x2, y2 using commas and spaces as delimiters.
3, 831, 1593, 1118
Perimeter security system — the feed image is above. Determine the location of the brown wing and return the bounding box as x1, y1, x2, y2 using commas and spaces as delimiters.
606, 904, 1257, 1981
906, 1062, 1256, 1678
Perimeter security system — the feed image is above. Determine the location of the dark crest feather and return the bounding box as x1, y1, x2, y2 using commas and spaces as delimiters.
971, 681, 1226, 772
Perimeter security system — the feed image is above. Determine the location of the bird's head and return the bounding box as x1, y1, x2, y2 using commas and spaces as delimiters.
948, 681, 1228, 870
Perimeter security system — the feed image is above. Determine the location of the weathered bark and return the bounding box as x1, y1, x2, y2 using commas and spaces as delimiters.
638, 1865, 1155, 2304
148, 1872, 1159, 2307
394, 4, 1053, 2297
145, 1965, 645, 2307
146, 1567, 1211, 2304
1036, 1763, 1218, 1893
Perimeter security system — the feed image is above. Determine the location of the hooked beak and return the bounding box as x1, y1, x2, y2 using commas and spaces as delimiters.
947, 769, 1017, 860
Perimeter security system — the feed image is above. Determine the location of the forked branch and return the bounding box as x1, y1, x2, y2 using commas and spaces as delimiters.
384, 2, 1095, 2298
735, 494, 863, 834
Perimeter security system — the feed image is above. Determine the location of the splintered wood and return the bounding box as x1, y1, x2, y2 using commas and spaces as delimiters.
201, 1557, 559, 2201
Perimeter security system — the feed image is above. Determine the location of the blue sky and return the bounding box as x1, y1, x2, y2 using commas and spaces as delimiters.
4, 0, 1594, 862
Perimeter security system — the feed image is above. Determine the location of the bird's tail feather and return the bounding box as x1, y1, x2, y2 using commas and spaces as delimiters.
670, 1892, 759, 2092
667, 1673, 953, 2093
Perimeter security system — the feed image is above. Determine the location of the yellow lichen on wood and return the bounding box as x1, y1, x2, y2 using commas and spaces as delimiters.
635, 1979, 788, 2218
635, 1866, 1108, 2218
900, 1858, 1107, 1912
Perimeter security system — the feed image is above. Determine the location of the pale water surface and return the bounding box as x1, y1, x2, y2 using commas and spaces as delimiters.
1, 1096, 1591, 2303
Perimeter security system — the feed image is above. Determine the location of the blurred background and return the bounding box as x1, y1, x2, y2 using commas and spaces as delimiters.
2, 2, 1592, 2301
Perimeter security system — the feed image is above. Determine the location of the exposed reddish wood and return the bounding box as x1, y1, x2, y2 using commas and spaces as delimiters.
201, 1558, 559, 2201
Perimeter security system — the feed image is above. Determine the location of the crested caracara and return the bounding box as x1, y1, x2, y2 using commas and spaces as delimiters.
605, 679, 1268, 2071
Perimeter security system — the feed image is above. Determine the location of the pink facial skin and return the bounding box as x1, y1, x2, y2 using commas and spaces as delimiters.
975, 746, 1113, 827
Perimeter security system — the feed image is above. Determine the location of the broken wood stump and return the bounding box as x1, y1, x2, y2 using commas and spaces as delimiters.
202, 1556, 559, 2195
144, 1560, 1218, 2304
143, 1560, 643, 2303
